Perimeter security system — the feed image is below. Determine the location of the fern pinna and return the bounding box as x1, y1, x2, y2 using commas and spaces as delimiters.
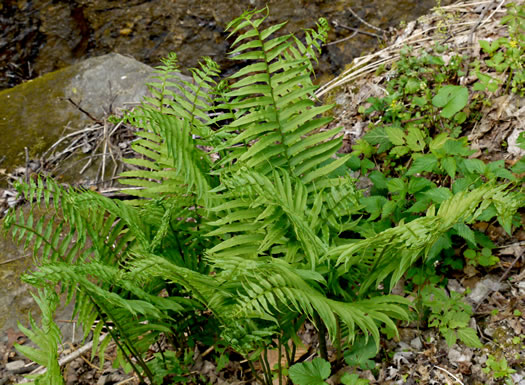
3, 7, 523, 385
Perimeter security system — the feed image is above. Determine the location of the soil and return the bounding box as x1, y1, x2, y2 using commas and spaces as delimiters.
0, 0, 524, 384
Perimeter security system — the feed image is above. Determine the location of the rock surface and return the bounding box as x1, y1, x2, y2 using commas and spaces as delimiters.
0, 222, 83, 345
0, 53, 190, 172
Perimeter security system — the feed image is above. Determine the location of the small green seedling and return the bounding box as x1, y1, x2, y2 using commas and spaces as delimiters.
483, 355, 516, 384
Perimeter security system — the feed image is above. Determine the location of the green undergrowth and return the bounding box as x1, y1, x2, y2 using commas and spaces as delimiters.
3, 4, 524, 385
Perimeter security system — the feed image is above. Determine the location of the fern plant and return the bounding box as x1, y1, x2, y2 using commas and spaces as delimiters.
4, 7, 523, 385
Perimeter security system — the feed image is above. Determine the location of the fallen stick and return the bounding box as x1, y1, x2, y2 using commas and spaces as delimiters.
347, 5, 386, 33
0, 255, 27, 266
333, 21, 383, 39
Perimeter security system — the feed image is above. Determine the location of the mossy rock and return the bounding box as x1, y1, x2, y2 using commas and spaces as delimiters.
0, 53, 190, 179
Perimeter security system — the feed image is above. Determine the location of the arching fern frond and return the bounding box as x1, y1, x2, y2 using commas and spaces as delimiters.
210, 256, 409, 347
15, 289, 63, 385
331, 183, 524, 296
208, 169, 328, 268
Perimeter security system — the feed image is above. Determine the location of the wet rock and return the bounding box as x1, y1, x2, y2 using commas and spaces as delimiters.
507, 128, 525, 157
517, 281, 525, 296
511, 372, 525, 385
484, 326, 495, 337
96, 372, 127, 385
447, 279, 465, 294
66, 373, 79, 385
410, 337, 423, 350
0, 53, 190, 178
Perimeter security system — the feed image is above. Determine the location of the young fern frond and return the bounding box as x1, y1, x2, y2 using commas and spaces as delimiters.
309, 177, 362, 238
122, 54, 222, 205
210, 256, 409, 347
209, 169, 328, 268
119, 129, 186, 200
287, 17, 330, 75
125, 253, 226, 318
217, 9, 348, 184
15, 289, 64, 385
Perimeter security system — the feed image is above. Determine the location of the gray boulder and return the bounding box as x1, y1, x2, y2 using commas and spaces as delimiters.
0, 53, 189, 172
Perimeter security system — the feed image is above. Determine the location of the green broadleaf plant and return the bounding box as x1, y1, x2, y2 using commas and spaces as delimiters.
431, 85, 469, 119
289, 357, 331, 385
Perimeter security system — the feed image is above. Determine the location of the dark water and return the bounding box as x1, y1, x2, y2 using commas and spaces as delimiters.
0, 0, 447, 90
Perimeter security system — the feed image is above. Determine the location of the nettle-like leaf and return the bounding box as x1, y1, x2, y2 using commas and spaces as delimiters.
344, 335, 378, 370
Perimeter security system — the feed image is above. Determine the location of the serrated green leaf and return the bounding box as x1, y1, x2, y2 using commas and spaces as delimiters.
385, 126, 405, 146
412, 96, 427, 107
406, 155, 438, 175
363, 126, 392, 153
424, 187, 452, 203
344, 335, 378, 370
386, 178, 406, 194
369, 171, 388, 190
512, 157, 525, 173
442, 328, 457, 347
429, 132, 449, 152
404, 78, 421, 94
457, 327, 482, 348
406, 126, 426, 152
461, 158, 486, 175
443, 139, 474, 157
341, 373, 370, 385
390, 145, 410, 157
382, 200, 398, 219
407, 177, 433, 194
441, 157, 457, 178
360, 196, 388, 220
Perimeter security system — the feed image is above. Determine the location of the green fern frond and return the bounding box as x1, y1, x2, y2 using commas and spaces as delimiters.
125, 253, 224, 316
211, 256, 409, 347
309, 176, 362, 238
216, 10, 348, 184
4, 178, 91, 265
332, 184, 522, 295
122, 55, 222, 204
287, 17, 329, 74
23, 261, 185, 361
208, 169, 328, 267
15, 289, 64, 385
